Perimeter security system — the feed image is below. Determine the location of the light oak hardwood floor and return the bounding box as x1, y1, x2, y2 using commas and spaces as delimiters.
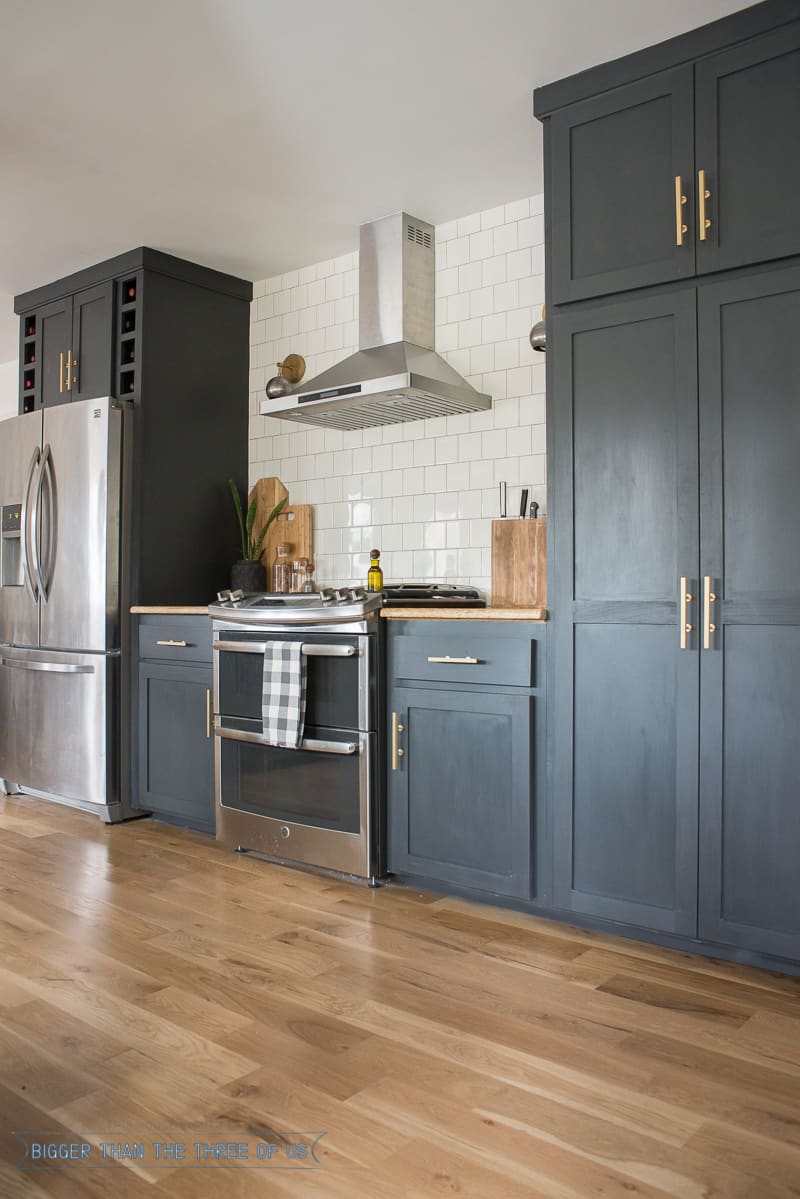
1, 795, 799, 1198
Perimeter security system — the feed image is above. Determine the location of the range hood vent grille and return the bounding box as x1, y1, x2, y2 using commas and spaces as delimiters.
407, 222, 432, 248
284, 384, 489, 431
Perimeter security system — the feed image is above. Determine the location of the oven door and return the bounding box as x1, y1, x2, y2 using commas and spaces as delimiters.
214, 631, 374, 731
215, 722, 375, 878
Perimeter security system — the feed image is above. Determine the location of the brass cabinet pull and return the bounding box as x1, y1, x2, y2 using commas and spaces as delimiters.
59, 351, 65, 394
427, 655, 479, 665
206, 688, 212, 739
674, 176, 688, 246
698, 169, 711, 241
65, 349, 72, 392
391, 711, 404, 771
155, 639, 188, 647
679, 577, 693, 649
703, 576, 717, 649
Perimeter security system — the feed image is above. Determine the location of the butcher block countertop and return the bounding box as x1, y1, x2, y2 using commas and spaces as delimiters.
131, 606, 210, 615
381, 606, 547, 621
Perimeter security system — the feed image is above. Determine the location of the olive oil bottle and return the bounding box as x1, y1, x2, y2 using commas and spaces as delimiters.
367, 548, 384, 592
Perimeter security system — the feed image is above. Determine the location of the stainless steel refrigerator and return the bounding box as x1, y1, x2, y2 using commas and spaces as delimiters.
0, 396, 131, 820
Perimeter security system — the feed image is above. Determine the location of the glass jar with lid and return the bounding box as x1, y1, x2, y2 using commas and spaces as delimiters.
290, 557, 314, 593
271, 543, 291, 593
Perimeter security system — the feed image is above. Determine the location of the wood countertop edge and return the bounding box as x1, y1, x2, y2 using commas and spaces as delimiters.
130, 606, 210, 615
381, 607, 547, 621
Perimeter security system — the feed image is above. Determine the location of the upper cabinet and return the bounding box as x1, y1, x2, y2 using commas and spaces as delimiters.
550, 67, 695, 303
18, 280, 114, 413
544, 17, 800, 304
695, 24, 800, 275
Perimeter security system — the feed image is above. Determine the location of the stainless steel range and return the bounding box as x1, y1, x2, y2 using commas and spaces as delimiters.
208, 588, 384, 883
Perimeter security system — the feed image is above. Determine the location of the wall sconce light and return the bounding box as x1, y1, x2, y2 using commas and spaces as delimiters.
265, 353, 306, 399
529, 305, 546, 353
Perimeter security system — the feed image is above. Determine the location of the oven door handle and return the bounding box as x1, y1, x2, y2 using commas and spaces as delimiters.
215, 724, 359, 755
214, 640, 356, 658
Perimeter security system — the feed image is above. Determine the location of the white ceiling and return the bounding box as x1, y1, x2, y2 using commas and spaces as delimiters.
0, 0, 753, 363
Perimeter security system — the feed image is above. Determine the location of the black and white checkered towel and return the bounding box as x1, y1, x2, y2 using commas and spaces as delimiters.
261, 640, 307, 749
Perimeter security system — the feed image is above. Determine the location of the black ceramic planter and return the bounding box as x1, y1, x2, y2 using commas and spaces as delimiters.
231, 560, 267, 594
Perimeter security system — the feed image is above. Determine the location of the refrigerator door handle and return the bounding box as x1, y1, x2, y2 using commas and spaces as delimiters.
0, 656, 95, 675
39, 445, 56, 598
31, 443, 51, 604
20, 446, 40, 604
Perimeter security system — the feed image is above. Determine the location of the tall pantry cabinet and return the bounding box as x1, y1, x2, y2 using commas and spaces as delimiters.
535, 0, 800, 969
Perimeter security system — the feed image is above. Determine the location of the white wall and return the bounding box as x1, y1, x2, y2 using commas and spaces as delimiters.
249, 195, 546, 594
0, 361, 18, 421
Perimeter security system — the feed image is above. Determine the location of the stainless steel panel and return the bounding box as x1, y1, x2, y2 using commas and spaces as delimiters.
40, 397, 124, 653
0, 646, 117, 807
359, 213, 434, 351
215, 731, 373, 878
0, 410, 42, 647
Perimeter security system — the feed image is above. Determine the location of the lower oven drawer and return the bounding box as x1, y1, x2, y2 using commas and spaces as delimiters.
216, 720, 369, 835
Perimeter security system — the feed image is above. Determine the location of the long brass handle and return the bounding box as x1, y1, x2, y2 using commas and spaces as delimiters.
674, 176, 688, 246
155, 639, 188, 647
703, 576, 717, 649
65, 349, 73, 392
59, 351, 64, 394
679, 577, 693, 650
206, 688, 212, 739
698, 169, 711, 241
391, 711, 404, 771
427, 655, 479, 665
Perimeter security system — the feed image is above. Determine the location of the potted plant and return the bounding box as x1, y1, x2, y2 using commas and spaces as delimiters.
229, 480, 287, 593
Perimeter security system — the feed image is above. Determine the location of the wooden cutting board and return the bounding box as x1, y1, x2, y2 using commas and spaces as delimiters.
248, 477, 313, 574
491, 518, 546, 608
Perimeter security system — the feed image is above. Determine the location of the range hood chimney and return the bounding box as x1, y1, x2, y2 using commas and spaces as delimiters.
260, 213, 491, 430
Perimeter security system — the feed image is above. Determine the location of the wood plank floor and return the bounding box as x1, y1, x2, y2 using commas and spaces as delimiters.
1, 796, 799, 1198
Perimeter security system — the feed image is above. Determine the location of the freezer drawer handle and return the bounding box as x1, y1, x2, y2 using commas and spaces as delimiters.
0, 657, 94, 675
214, 640, 356, 658
215, 724, 358, 754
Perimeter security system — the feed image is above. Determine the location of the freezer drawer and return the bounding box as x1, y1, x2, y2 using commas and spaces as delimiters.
0, 647, 118, 808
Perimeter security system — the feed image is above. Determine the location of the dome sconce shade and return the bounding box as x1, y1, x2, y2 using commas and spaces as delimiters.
265, 353, 306, 399
529, 305, 546, 353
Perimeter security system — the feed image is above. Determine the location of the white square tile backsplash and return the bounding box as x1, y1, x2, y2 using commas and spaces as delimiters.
249, 194, 546, 594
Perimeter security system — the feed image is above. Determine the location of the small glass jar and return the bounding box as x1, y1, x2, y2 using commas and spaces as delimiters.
271, 543, 290, 593
291, 557, 312, 593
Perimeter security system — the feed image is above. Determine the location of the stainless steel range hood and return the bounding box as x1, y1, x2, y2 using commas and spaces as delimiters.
260, 213, 491, 430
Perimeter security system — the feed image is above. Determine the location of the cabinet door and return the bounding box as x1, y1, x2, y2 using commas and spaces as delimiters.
388, 686, 532, 898
39, 297, 73, 408
72, 282, 114, 402
695, 23, 800, 275
698, 265, 800, 962
550, 292, 700, 935
550, 66, 694, 304
137, 661, 214, 827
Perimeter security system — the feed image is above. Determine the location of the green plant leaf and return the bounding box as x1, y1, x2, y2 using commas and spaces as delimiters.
245, 495, 258, 541
228, 478, 247, 560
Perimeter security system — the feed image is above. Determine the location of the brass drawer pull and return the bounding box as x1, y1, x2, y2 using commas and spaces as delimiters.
674, 175, 688, 246
155, 639, 188, 647
391, 711, 404, 771
698, 169, 711, 241
427, 655, 479, 665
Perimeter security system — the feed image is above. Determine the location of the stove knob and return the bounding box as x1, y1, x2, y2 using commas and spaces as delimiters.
351, 587, 367, 600
320, 588, 336, 604
334, 589, 350, 602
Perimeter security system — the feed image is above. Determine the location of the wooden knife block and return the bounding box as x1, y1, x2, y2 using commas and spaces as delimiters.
491, 518, 547, 608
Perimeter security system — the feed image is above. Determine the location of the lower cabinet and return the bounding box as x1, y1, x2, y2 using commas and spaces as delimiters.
134, 616, 214, 831
387, 621, 544, 900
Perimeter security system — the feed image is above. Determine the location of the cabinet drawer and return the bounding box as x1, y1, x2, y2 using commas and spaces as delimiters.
393, 632, 534, 687
138, 618, 211, 664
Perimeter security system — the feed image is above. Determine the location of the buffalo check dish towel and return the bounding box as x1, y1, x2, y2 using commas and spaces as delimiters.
261, 640, 307, 749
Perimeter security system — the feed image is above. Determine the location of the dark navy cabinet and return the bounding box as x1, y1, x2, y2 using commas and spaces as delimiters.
387, 620, 546, 900
134, 615, 214, 832
546, 12, 800, 304
537, 2, 800, 971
